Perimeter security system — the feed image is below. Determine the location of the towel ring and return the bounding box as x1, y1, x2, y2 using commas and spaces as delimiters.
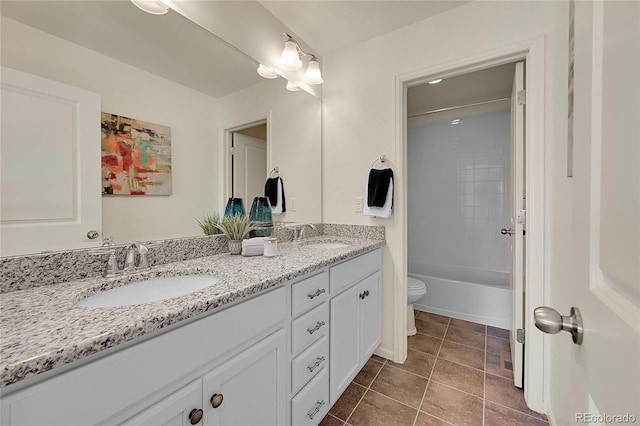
269, 167, 279, 177
371, 155, 388, 168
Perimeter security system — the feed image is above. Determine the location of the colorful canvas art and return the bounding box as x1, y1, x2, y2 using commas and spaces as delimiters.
101, 113, 172, 195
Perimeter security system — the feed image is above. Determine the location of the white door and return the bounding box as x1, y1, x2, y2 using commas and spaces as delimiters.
545, 1, 639, 423
358, 272, 382, 361
232, 133, 266, 205
329, 283, 360, 404
0, 67, 101, 256
509, 61, 525, 388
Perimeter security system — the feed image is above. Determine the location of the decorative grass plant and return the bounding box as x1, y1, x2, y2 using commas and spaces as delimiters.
215, 214, 256, 241
197, 213, 222, 235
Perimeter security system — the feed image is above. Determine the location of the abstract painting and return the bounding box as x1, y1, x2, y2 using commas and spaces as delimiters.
101, 112, 172, 195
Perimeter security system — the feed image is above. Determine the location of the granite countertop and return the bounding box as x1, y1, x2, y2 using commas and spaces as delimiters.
0, 236, 384, 389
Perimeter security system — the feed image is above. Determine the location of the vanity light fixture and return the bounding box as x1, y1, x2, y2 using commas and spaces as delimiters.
285, 81, 300, 92
279, 33, 323, 85
428, 79, 443, 84
130, 0, 170, 15
257, 64, 278, 79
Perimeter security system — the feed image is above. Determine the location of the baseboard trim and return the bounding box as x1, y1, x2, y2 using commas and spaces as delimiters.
414, 304, 510, 330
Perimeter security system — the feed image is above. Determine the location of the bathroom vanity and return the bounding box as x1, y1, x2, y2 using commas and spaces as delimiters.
0, 239, 383, 426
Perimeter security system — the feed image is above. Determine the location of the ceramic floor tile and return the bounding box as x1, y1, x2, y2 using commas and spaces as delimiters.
391, 348, 436, 378
431, 358, 484, 397
485, 373, 547, 420
329, 382, 366, 421
486, 351, 513, 379
450, 318, 486, 334
320, 413, 345, 426
487, 326, 510, 340
370, 364, 428, 409
371, 354, 387, 363
415, 318, 448, 338
408, 333, 443, 356
444, 325, 486, 350
420, 381, 483, 426
414, 412, 454, 426
416, 311, 451, 325
484, 401, 549, 426
438, 340, 485, 370
486, 336, 510, 355
347, 390, 417, 426
353, 358, 384, 387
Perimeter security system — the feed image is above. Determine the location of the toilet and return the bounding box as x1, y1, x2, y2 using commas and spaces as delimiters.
407, 276, 427, 336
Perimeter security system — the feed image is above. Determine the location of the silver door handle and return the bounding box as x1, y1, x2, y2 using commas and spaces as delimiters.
534, 306, 583, 344
501, 228, 514, 235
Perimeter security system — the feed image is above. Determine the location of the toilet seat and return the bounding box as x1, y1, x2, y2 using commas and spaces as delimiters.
408, 276, 426, 292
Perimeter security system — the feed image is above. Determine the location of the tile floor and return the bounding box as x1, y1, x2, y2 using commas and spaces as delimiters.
320, 311, 549, 426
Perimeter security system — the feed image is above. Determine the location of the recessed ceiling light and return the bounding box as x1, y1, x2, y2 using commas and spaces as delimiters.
428, 79, 443, 85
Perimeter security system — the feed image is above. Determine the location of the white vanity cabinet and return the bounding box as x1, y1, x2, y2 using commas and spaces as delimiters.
329, 249, 383, 404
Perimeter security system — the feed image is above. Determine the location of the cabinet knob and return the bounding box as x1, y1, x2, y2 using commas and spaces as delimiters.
188, 408, 203, 424
210, 393, 224, 408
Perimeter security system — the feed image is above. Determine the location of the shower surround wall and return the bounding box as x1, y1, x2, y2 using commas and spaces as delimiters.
408, 109, 511, 280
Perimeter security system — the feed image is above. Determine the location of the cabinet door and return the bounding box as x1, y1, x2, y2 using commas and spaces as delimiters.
203, 329, 286, 426
329, 284, 360, 405
122, 380, 203, 426
359, 272, 382, 361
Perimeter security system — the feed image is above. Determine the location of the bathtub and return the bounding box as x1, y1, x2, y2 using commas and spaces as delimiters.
410, 263, 511, 329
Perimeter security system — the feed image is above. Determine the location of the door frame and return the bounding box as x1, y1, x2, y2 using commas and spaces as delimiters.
394, 36, 546, 412
221, 113, 271, 209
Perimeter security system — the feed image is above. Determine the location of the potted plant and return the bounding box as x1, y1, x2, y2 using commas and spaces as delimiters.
215, 214, 256, 255
196, 213, 222, 235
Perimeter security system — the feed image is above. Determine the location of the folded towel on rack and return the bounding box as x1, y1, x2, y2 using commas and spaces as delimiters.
363, 177, 393, 218
265, 177, 286, 214
367, 168, 394, 207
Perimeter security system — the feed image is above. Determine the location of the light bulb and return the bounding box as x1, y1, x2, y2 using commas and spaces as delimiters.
257, 64, 278, 79
304, 58, 324, 84
280, 40, 302, 71
286, 81, 300, 92
130, 0, 169, 15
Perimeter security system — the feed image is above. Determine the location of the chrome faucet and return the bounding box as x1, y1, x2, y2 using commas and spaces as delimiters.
124, 242, 151, 273
296, 224, 317, 241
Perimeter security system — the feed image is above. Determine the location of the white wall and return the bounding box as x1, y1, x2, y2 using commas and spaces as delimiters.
218, 79, 322, 224
321, 0, 569, 392
408, 109, 511, 276
1, 17, 220, 244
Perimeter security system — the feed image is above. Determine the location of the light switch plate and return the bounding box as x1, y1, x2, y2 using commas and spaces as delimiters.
354, 197, 363, 212
289, 198, 297, 212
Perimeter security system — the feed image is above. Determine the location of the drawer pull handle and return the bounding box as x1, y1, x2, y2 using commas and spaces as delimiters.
307, 356, 326, 372
307, 321, 326, 334
189, 408, 203, 424
359, 290, 371, 299
307, 400, 326, 420
210, 393, 224, 408
307, 288, 326, 299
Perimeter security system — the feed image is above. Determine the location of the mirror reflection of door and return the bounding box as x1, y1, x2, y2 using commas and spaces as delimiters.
231, 123, 267, 207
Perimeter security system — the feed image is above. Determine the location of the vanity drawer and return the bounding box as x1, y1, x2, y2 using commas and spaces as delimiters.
330, 248, 382, 295
291, 369, 329, 426
291, 336, 328, 394
291, 303, 329, 354
291, 271, 329, 317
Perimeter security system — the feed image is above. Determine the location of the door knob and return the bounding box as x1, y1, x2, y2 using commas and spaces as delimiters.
534, 306, 583, 344
500, 228, 514, 235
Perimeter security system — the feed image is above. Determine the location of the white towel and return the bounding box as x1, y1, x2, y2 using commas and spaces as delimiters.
242, 237, 265, 248
271, 178, 284, 215
241, 246, 263, 256
363, 177, 393, 218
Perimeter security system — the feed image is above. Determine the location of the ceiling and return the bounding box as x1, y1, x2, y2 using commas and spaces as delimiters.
407, 63, 517, 117
259, 0, 471, 55
0, 1, 262, 98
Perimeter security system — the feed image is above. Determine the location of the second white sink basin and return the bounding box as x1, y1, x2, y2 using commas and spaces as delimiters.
304, 242, 351, 250
79, 275, 220, 308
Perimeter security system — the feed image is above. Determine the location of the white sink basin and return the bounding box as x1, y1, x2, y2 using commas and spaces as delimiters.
304, 242, 351, 250
79, 275, 220, 308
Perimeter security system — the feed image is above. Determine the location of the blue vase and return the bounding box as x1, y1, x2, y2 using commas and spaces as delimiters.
249, 197, 274, 237
224, 198, 245, 217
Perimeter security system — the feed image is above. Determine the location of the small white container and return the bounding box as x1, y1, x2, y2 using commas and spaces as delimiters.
264, 237, 278, 257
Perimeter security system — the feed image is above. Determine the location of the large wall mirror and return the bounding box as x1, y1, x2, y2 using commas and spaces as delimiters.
0, 1, 322, 256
